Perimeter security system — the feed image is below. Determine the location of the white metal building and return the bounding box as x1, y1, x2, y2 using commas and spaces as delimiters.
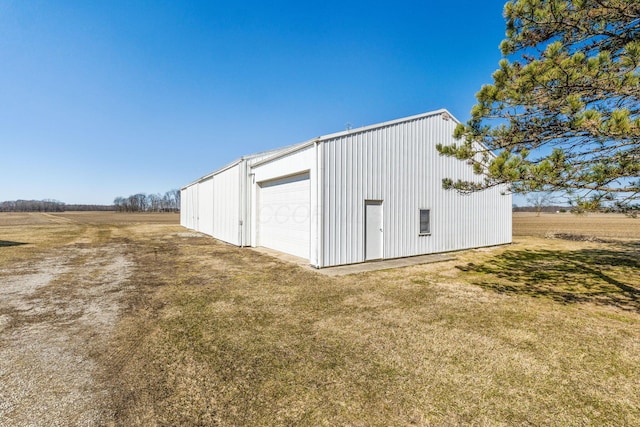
181, 109, 512, 268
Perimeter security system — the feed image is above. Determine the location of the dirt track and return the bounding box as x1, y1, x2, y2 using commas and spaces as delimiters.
0, 239, 133, 426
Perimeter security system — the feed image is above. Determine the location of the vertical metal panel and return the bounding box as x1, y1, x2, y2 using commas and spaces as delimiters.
314, 141, 323, 267
321, 113, 512, 267
191, 185, 199, 230
182, 184, 198, 230
189, 184, 199, 230
180, 187, 188, 227
212, 163, 241, 245
197, 177, 214, 236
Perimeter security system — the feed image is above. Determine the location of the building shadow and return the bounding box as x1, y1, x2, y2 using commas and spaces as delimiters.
0, 240, 28, 248
458, 242, 640, 313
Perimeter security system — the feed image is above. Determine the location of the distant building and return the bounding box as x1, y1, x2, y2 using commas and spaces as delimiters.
181, 109, 512, 268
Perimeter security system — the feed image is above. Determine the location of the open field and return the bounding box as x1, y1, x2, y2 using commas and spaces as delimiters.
0, 211, 180, 227
1, 212, 639, 425
513, 211, 640, 240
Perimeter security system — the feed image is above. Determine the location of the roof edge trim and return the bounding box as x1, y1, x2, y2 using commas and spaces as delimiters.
250, 109, 459, 169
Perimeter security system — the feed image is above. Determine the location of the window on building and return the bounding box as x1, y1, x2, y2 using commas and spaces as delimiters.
419, 209, 430, 235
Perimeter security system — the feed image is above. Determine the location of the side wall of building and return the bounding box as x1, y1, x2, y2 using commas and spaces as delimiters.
211, 164, 242, 245
180, 163, 242, 246
180, 184, 199, 230
319, 113, 512, 267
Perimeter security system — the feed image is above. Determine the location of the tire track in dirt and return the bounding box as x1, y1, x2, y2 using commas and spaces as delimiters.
0, 242, 133, 426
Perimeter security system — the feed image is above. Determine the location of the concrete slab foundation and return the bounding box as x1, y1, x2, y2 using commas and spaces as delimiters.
250, 247, 455, 276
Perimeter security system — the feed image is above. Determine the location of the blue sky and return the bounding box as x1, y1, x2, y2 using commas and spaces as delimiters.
1, 0, 518, 205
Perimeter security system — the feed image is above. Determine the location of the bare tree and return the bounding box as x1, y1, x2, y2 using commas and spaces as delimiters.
173, 189, 180, 212
147, 193, 163, 212
163, 189, 180, 212
113, 197, 125, 212
527, 192, 554, 217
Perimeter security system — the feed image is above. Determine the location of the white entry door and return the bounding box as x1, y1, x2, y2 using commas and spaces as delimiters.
258, 173, 310, 259
365, 200, 383, 261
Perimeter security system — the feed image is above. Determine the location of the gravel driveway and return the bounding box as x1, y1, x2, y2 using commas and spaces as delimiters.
0, 243, 132, 426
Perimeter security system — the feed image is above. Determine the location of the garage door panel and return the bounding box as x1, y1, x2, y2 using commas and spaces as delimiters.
258, 173, 310, 259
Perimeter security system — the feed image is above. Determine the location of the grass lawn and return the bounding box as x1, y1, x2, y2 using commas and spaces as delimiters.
1, 212, 639, 425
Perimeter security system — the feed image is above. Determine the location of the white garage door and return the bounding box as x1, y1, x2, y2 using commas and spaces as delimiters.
258, 173, 310, 259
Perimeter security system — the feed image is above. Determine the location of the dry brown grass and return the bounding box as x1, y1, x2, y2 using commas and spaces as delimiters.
55, 211, 180, 225
2, 212, 639, 425
106, 216, 639, 425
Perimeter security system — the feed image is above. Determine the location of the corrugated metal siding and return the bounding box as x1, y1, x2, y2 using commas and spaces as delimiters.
321, 114, 512, 267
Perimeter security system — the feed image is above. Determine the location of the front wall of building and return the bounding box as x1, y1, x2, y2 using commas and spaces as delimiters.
319, 113, 512, 267
250, 145, 318, 264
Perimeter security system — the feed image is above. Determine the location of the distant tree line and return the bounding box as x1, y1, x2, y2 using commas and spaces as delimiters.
513, 203, 639, 217
512, 205, 569, 214
0, 199, 115, 212
113, 189, 180, 213
1, 199, 66, 212
65, 204, 114, 211
1, 190, 181, 213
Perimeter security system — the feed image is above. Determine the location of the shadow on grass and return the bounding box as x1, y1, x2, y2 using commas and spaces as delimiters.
458, 243, 640, 313
0, 240, 27, 248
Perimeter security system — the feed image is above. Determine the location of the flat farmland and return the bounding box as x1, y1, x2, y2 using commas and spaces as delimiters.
513, 211, 640, 240
0, 211, 179, 226
1, 212, 638, 426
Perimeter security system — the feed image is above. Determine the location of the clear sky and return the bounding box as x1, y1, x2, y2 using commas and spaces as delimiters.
1, 0, 516, 205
